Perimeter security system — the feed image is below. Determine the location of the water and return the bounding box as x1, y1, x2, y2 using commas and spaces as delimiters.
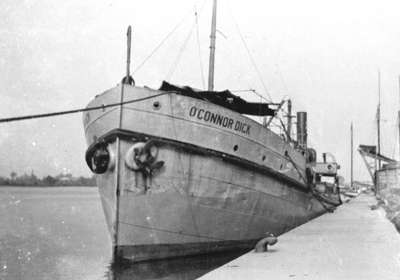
0, 187, 246, 280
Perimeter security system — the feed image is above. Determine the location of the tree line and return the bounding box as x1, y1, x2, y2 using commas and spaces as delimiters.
0, 171, 96, 187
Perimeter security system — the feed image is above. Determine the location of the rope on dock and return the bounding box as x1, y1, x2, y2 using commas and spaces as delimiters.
0, 92, 168, 124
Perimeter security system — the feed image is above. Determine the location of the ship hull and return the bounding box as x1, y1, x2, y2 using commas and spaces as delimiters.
84, 85, 329, 262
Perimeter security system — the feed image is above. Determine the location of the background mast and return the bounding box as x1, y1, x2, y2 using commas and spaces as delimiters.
351, 122, 354, 189
398, 75, 400, 161
377, 70, 381, 169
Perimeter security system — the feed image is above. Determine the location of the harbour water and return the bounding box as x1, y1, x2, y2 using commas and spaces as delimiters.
0, 187, 246, 280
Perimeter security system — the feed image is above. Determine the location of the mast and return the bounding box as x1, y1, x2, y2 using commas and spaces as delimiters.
126, 26, 132, 81
207, 0, 217, 91
113, 26, 132, 260
351, 122, 354, 189
398, 75, 400, 161
377, 70, 381, 169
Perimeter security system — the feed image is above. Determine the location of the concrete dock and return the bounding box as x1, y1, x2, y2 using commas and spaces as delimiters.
199, 194, 400, 280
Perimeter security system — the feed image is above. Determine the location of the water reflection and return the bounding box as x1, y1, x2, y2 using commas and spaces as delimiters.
0, 187, 247, 280
106, 250, 248, 280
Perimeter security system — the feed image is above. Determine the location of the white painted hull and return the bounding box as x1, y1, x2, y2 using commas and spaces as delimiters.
83, 84, 328, 262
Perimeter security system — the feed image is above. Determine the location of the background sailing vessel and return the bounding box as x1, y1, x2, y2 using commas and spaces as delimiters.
359, 74, 400, 195
83, 0, 341, 262
357, 74, 400, 233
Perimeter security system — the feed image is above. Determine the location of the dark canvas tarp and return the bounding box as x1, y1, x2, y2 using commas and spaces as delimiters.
159, 81, 275, 116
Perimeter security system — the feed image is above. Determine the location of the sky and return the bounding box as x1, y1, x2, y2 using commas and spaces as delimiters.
1, 0, 400, 181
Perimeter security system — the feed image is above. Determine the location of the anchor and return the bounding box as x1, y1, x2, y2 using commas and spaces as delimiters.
125, 140, 164, 175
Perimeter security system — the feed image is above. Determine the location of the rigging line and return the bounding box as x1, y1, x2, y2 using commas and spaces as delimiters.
271, 32, 291, 95
260, 31, 290, 95
133, 18, 186, 74
284, 151, 307, 185
133, 2, 207, 74
0, 92, 168, 124
251, 89, 270, 103
230, 89, 255, 92
233, 87, 270, 103
266, 99, 285, 127
165, 19, 197, 80
165, 0, 208, 81
195, 8, 206, 89
230, 15, 273, 102
276, 64, 290, 94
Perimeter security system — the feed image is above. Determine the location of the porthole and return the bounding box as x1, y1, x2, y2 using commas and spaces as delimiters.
262, 155, 266, 161
153, 101, 161, 110
233, 145, 238, 151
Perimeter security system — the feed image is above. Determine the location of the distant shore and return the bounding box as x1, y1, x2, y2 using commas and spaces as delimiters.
0, 184, 96, 187
0, 172, 96, 187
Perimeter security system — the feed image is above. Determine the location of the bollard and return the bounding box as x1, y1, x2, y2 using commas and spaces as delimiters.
254, 233, 278, 252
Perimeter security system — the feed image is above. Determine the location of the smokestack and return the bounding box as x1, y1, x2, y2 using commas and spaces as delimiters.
287, 99, 292, 139
297, 112, 307, 149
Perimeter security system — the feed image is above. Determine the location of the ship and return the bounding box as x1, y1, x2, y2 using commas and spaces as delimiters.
82, 0, 341, 262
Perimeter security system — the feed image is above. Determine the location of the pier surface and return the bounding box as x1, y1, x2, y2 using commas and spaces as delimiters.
199, 193, 400, 280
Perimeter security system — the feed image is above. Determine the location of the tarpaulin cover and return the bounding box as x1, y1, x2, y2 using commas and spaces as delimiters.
159, 81, 275, 116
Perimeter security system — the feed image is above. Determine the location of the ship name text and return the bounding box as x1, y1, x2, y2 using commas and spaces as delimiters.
189, 106, 250, 135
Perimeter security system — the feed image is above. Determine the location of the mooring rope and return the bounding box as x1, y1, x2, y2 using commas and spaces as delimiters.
0, 92, 168, 124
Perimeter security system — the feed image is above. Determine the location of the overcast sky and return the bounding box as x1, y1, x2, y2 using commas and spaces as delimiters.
1, 0, 400, 181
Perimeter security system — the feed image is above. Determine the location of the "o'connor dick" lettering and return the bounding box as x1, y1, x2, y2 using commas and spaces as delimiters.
189, 106, 251, 135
